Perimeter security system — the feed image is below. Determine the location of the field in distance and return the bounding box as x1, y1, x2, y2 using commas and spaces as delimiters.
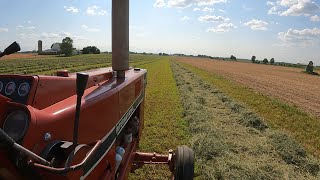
178, 57, 320, 118
0, 54, 157, 75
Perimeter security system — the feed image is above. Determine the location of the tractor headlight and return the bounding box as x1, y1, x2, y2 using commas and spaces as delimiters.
3, 111, 29, 142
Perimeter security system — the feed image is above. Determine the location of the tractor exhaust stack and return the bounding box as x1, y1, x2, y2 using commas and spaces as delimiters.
112, 0, 129, 79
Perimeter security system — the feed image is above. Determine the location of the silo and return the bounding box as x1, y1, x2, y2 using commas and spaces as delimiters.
38, 40, 42, 53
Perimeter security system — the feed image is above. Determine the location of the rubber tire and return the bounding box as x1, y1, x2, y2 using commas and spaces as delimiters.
174, 145, 194, 180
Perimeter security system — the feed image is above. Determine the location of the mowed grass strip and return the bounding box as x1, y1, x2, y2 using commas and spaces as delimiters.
171, 61, 320, 179
130, 58, 188, 179
177, 60, 320, 157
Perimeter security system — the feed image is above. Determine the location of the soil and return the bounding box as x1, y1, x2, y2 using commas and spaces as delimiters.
178, 58, 320, 118
1, 53, 50, 60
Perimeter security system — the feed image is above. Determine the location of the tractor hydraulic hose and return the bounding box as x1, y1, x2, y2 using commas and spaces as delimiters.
0, 128, 14, 148
0, 128, 51, 166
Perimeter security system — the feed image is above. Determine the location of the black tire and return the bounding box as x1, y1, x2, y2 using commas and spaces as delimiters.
174, 145, 194, 180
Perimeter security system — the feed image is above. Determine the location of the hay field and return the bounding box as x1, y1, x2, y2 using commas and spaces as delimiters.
178, 57, 320, 118
2, 54, 320, 179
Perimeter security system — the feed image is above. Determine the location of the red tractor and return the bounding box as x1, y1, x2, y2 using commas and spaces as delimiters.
0, 0, 194, 179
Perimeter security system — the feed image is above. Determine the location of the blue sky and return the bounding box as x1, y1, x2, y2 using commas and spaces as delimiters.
0, 0, 319, 64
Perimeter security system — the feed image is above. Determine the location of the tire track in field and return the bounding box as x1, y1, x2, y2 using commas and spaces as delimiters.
171, 61, 320, 180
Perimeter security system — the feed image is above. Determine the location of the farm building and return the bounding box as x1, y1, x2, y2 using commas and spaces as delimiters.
51, 43, 61, 52
38, 41, 81, 55
39, 42, 61, 55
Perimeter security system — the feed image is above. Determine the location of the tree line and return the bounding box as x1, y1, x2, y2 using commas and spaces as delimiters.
60, 37, 101, 56
251, 56, 275, 65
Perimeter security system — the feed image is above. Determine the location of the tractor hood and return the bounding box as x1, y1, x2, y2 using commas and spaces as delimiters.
32, 68, 114, 110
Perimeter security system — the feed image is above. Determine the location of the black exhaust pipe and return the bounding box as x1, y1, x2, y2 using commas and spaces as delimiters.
0, 42, 21, 58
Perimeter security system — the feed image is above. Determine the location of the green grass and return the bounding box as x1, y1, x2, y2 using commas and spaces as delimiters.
130, 57, 189, 179
177, 60, 320, 157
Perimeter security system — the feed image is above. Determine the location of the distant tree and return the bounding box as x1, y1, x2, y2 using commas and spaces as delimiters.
82, 46, 100, 54
159, 53, 163, 56
270, 58, 275, 65
230, 55, 237, 61
60, 37, 73, 56
263, 58, 268, 64
251, 56, 256, 63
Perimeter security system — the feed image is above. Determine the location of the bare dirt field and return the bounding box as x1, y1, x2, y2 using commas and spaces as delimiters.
1, 53, 50, 60
178, 57, 320, 118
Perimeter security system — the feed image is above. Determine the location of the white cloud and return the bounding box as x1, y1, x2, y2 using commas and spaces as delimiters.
218, 9, 226, 13
181, 16, 191, 21
310, 15, 320, 21
40, 31, 73, 39
41, 32, 60, 39
281, 1, 319, 16
278, 27, 320, 47
24, 26, 36, 30
267, 1, 275, 6
18, 33, 38, 40
207, 23, 236, 33
166, 0, 227, 8
193, 7, 201, 11
59, 31, 72, 37
98, 10, 107, 16
193, 7, 214, 12
168, 0, 193, 8
73, 35, 88, 41
198, 15, 230, 22
202, 7, 214, 12
16, 25, 36, 31
268, 5, 281, 14
154, 0, 166, 7
86, 5, 107, 16
196, 0, 227, 6
268, 0, 320, 17
244, 19, 269, 31
0, 28, 8, 32
64, 6, 79, 13
81, 25, 101, 32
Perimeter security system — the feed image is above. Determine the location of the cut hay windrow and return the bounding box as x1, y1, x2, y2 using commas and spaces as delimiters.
178, 58, 320, 158
172, 61, 320, 179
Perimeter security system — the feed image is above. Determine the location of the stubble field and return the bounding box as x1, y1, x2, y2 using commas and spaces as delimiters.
178, 57, 320, 118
